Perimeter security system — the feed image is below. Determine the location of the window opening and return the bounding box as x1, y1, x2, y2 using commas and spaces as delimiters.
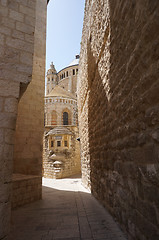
51, 141, 54, 147
63, 112, 68, 125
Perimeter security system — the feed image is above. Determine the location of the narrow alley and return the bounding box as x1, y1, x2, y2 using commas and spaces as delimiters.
9, 175, 127, 240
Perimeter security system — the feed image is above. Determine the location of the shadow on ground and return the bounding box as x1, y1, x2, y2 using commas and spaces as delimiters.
9, 177, 127, 240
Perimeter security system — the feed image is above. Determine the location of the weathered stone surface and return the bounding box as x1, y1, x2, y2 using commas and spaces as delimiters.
4, 98, 18, 113
13, 0, 47, 177
78, 1, 159, 240
0, 80, 20, 98
11, 174, 42, 209
0, 0, 47, 239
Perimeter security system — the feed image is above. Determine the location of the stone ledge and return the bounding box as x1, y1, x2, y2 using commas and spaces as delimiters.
12, 173, 42, 209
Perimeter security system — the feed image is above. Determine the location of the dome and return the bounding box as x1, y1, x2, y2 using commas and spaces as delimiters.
67, 55, 79, 67
46, 85, 76, 99
58, 55, 80, 73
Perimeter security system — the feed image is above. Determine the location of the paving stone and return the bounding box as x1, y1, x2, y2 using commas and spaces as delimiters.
9, 175, 127, 240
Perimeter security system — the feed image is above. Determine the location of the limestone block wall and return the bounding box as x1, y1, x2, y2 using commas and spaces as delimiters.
78, 1, 159, 240
0, 0, 46, 239
12, 174, 42, 209
13, 0, 47, 176
45, 98, 77, 126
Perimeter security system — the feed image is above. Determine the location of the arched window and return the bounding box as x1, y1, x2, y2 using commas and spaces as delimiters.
51, 110, 57, 125
63, 112, 68, 125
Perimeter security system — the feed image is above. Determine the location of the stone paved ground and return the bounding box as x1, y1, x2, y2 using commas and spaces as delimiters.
9, 175, 127, 240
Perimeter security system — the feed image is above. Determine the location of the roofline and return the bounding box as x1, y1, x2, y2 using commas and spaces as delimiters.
44, 95, 77, 100
57, 64, 79, 74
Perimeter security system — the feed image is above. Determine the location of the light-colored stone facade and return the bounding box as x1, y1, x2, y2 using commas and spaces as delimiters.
43, 57, 81, 179
78, 1, 159, 240
0, 0, 47, 239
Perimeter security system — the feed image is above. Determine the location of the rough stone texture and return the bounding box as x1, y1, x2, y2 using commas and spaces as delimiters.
78, 1, 159, 240
0, 0, 47, 239
12, 174, 42, 209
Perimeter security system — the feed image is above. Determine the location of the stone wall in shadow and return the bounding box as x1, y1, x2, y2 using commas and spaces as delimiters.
78, 0, 159, 239
0, 0, 47, 239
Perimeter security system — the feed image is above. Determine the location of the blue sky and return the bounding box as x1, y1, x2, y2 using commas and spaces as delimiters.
46, 0, 85, 73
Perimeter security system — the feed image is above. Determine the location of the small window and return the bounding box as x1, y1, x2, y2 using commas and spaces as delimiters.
64, 73, 65, 78
76, 69, 78, 74
57, 141, 61, 147
66, 71, 68, 77
62, 74, 63, 79
64, 141, 67, 147
52, 78, 54, 81
63, 112, 68, 125
51, 141, 54, 147
73, 69, 75, 75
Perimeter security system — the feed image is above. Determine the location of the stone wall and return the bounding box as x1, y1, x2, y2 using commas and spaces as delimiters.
43, 126, 81, 179
45, 97, 77, 126
0, 0, 46, 239
12, 174, 42, 209
13, 0, 46, 176
78, 1, 159, 240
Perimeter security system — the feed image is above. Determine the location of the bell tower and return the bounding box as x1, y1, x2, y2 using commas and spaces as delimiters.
46, 62, 58, 95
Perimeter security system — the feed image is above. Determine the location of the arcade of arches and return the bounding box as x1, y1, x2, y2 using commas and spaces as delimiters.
0, 0, 159, 240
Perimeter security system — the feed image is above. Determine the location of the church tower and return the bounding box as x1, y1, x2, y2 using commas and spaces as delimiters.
46, 62, 58, 95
